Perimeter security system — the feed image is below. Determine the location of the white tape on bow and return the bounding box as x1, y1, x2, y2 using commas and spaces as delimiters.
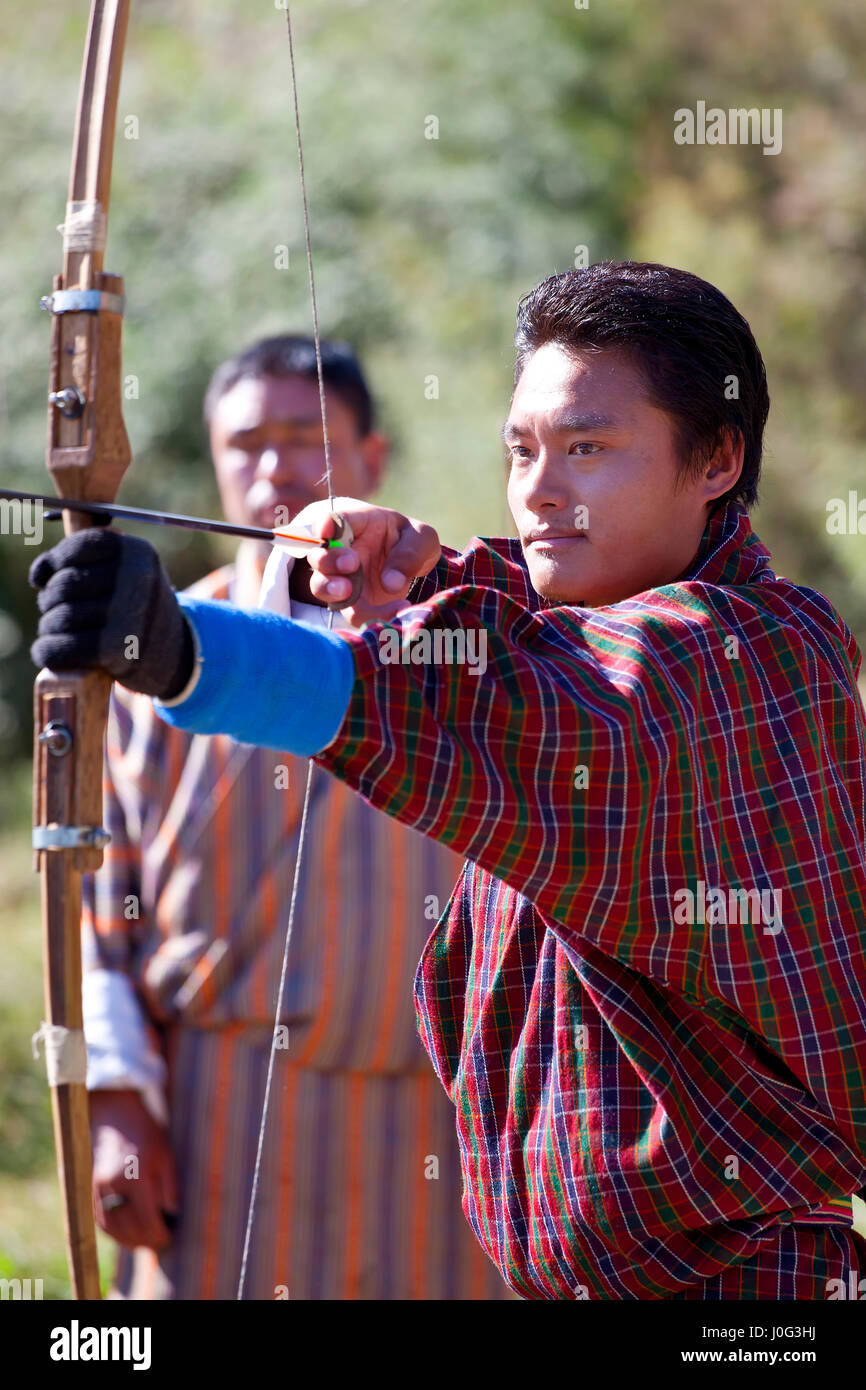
58, 200, 107, 254
32, 1021, 88, 1086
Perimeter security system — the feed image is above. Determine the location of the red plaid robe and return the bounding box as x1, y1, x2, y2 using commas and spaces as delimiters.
313, 500, 866, 1299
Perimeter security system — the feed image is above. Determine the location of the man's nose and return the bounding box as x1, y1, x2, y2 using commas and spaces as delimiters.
520, 453, 570, 508
256, 447, 301, 483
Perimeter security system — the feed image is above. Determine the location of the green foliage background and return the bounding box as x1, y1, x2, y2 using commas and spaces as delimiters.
0, 0, 864, 1293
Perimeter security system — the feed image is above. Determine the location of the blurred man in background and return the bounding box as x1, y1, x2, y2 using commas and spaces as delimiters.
82, 334, 509, 1299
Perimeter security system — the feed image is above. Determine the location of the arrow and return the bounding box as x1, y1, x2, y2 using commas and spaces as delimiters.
0, 486, 347, 553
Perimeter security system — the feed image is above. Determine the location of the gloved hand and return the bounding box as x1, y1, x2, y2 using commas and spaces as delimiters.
29, 528, 195, 700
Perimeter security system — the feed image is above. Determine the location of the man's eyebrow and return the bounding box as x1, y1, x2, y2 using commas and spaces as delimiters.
229, 416, 324, 436
501, 412, 620, 440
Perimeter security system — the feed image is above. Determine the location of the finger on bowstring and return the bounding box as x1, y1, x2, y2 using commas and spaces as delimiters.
323, 512, 364, 610
376, 519, 438, 591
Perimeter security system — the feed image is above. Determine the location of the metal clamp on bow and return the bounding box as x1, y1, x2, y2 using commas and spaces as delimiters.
33, 827, 111, 851
42, 288, 126, 316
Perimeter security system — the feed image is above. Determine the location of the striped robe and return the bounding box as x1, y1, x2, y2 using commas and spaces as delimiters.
82, 566, 511, 1300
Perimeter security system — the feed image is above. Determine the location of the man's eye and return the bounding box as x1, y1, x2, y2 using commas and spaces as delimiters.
509, 446, 534, 460
572, 442, 600, 456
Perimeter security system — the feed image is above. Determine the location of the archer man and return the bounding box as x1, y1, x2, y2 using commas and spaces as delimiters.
30, 262, 866, 1300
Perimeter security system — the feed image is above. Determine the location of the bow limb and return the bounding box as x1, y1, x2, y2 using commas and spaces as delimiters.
33, 0, 131, 1301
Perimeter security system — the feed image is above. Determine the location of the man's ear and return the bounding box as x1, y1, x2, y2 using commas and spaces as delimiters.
704, 427, 745, 502
359, 431, 390, 494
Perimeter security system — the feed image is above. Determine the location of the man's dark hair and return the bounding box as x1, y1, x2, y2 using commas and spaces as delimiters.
203, 334, 376, 437
513, 261, 769, 509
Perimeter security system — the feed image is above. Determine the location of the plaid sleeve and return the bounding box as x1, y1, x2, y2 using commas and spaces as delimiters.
317, 556, 866, 1158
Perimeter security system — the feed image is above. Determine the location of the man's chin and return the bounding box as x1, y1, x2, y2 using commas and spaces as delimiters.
527, 568, 590, 608
531, 584, 589, 609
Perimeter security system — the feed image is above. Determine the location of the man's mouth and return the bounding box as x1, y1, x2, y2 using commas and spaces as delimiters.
525, 533, 588, 547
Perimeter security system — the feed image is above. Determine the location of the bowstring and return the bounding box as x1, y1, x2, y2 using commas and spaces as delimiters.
237, 0, 335, 1300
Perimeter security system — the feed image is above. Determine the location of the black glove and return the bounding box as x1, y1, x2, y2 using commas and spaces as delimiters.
29, 528, 195, 700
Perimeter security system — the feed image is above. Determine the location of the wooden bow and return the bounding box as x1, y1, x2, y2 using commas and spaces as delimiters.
33, 0, 131, 1300
31, 0, 353, 1302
